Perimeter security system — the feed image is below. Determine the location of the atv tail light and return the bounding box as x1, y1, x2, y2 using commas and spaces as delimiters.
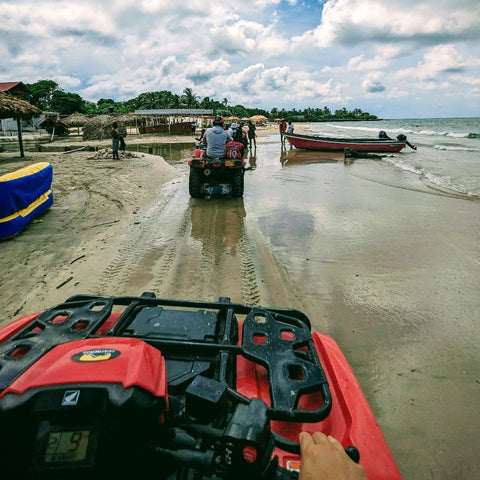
286, 460, 301, 472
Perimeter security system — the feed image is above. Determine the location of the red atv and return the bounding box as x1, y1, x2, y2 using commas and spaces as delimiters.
188, 141, 246, 198
0, 294, 401, 479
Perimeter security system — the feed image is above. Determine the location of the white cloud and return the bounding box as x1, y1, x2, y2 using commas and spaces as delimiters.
417, 45, 467, 79
301, 0, 480, 47
347, 54, 388, 71
1, 0, 479, 117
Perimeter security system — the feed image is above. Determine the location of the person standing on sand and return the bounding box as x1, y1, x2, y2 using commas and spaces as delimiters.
247, 120, 257, 148
287, 121, 294, 134
111, 122, 120, 159
279, 118, 287, 145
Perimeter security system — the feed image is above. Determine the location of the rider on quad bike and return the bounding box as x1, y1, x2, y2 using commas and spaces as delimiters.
205, 116, 231, 157
188, 116, 246, 198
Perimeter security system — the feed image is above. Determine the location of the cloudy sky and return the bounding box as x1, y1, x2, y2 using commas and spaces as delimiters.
1, 0, 479, 118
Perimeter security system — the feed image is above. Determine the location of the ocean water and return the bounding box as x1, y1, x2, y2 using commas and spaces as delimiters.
303, 117, 480, 201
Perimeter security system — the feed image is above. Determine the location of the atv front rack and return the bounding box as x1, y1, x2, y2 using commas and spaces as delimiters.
0, 294, 332, 423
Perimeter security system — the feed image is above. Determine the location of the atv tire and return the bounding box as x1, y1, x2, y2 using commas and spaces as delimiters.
189, 167, 204, 198
231, 169, 244, 198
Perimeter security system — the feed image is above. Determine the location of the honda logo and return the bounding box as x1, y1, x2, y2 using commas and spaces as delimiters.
62, 390, 80, 406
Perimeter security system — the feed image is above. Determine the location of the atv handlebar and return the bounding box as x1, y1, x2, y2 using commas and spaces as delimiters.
153, 399, 359, 480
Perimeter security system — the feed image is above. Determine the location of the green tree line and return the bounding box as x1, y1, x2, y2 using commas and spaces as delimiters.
26, 80, 378, 122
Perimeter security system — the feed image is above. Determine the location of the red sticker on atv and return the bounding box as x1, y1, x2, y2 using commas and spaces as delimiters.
226, 142, 243, 159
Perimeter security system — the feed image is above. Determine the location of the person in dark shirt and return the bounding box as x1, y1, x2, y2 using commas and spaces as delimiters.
247, 120, 257, 148
111, 122, 120, 159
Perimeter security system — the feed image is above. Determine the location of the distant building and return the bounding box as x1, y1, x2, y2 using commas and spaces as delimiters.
134, 109, 214, 134
0, 81, 30, 97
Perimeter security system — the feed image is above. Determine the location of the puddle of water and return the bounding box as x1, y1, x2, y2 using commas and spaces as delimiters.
126, 141, 259, 169
126, 142, 195, 163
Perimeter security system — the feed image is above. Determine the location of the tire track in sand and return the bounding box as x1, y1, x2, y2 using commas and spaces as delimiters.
94, 180, 190, 295
238, 231, 261, 306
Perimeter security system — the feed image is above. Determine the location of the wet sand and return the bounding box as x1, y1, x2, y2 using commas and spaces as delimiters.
1, 124, 479, 479
245, 144, 480, 479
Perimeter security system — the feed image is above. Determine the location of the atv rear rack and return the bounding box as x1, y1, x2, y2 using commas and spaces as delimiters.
0, 294, 332, 423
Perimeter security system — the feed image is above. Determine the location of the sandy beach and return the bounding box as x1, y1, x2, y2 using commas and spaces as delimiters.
1, 122, 479, 479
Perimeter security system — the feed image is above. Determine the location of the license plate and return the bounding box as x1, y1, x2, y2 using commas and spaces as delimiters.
225, 160, 234, 166
209, 185, 231, 195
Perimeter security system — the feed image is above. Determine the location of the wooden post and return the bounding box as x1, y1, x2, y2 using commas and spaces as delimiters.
16, 117, 25, 158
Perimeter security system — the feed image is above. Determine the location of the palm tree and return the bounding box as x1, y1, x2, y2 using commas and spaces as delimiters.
182, 88, 199, 108
137, 92, 159, 109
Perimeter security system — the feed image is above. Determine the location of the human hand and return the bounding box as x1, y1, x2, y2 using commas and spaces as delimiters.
299, 431, 367, 480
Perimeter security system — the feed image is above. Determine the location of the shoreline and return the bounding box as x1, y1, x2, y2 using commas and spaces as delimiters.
1, 122, 294, 150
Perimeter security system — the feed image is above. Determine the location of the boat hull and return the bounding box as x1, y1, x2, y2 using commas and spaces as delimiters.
284, 133, 406, 152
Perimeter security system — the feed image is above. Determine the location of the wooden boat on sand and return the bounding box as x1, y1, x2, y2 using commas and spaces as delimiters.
284, 131, 416, 153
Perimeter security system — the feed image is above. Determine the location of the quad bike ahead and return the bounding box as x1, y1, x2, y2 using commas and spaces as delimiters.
0, 294, 402, 479
188, 141, 246, 198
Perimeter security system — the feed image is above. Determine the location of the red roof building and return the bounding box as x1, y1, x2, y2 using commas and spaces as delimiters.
0, 82, 30, 97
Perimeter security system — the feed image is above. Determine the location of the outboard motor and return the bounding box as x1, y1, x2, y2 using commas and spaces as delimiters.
379, 130, 391, 139
396, 134, 417, 150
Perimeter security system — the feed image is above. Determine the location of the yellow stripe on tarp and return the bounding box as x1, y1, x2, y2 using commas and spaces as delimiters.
0, 162, 51, 182
0, 190, 52, 223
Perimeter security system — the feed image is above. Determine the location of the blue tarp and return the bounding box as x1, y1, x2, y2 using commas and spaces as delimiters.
0, 191, 53, 239
0, 162, 53, 218
0, 162, 54, 239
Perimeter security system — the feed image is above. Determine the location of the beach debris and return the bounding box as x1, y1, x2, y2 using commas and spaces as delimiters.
56, 276, 73, 289
89, 147, 138, 160
60, 146, 86, 154
70, 255, 86, 264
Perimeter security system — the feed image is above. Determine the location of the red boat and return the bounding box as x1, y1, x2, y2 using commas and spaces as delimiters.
284, 131, 415, 152
0, 294, 401, 479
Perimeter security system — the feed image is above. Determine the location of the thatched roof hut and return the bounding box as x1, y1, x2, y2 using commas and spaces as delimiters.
0, 91, 41, 157
116, 114, 136, 125
63, 113, 90, 127
82, 115, 127, 141
249, 115, 267, 121
40, 117, 70, 136
0, 91, 40, 120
